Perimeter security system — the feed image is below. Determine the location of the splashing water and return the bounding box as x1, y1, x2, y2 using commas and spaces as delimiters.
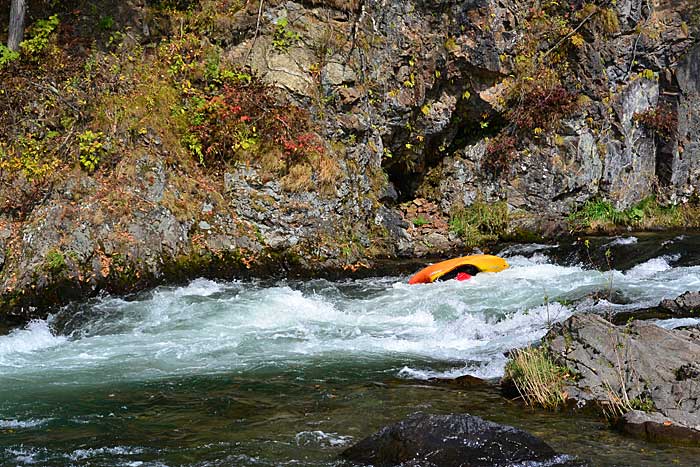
2, 244, 700, 466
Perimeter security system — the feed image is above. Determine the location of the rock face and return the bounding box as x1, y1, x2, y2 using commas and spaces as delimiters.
545, 313, 700, 444
341, 412, 582, 467
1, 0, 699, 321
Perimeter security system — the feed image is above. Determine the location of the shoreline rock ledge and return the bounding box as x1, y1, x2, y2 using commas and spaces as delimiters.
340, 412, 586, 466
545, 313, 700, 445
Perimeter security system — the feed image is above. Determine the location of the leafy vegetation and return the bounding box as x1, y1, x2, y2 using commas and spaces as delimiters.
189, 74, 324, 168
411, 216, 430, 227
45, 250, 67, 274
567, 196, 692, 231
272, 18, 301, 52
0, 44, 20, 69
78, 130, 106, 173
20, 14, 60, 59
633, 104, 678, 142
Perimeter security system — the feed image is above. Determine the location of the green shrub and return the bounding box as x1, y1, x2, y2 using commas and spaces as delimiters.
272, 18, 300, 52
21, 14, 60, 59
568, 196, 688, 230
412, 216, 430, 227
0, 135, 60, 180
45, 249, 66, 274
0, 44, 20, 70
568, 199, 625, 228
78, 130, 106, 173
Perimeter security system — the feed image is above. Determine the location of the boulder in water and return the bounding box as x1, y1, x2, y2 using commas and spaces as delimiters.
340, 412, 583, 466
608, 290, 700, 325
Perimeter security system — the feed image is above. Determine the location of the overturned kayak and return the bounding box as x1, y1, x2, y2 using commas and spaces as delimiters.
408, 254, 509, 284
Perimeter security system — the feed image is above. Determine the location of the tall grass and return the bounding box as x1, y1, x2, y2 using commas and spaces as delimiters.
504, 346, 571, 410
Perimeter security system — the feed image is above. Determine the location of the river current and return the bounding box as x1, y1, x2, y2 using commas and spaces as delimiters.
2, 234, 700, 466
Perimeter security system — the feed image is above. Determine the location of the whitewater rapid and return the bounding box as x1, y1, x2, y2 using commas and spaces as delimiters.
2, 243, 699, 393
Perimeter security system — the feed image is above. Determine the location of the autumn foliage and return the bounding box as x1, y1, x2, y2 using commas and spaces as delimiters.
191, 76, 323, 167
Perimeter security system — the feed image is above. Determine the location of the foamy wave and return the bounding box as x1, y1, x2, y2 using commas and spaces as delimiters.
625, 255, 679, 279
398, 359, 505, 380
295, 430, 353, 447
0, 320, 65, 359
68, 446, 145, 461
604, 236, 638, 247
170, 278, 225, 297
0, 418, 51, 429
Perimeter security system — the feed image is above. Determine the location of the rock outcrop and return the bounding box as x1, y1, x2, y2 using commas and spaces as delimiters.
1, 0, 699, 321
544, 313, 700, 444
340, 412, 585, 466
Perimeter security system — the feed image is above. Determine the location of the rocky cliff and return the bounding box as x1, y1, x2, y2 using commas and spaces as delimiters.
0, 0, 698, 322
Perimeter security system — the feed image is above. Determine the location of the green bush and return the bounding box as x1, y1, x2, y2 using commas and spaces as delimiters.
0, 44, 20, 70
568, 197, 684, 230
272, 18, 300, 52
412, 216, 430, 227
45, 249, 66, 274
21, 14, 60, 59
78, 130, 106, 173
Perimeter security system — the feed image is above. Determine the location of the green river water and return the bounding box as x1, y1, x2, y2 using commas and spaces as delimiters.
2, 235, 700, 466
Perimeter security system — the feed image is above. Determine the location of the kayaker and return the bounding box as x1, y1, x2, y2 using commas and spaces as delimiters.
455, 272, 472, 281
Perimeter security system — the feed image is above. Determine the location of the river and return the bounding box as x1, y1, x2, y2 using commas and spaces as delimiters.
2, 234, 700, 466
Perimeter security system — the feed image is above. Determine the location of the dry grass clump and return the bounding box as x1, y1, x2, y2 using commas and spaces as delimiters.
504, 346, 572, 410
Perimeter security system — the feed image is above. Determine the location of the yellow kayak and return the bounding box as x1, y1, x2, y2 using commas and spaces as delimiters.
408, 254, 509, 284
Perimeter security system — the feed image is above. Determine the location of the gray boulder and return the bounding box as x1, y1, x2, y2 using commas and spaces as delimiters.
546, 313, 700, 444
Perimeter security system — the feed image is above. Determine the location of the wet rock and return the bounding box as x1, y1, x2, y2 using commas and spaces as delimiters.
620, 410, 700, 446
426, 374, 488, 389
341, 412, 583, 467
659, 291, 700, 316
545, 313, 700, 444
608, 290, 700, 324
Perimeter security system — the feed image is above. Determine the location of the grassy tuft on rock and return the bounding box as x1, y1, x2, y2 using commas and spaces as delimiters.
449, 201, 509, 247
504, 346, 572, 410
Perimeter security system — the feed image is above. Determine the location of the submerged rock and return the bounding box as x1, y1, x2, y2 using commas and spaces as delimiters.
340, 412, 585, 466
545, 313, 700, 444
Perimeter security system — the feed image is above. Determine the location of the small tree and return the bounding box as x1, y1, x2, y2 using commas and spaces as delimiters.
8, 0, 27, 51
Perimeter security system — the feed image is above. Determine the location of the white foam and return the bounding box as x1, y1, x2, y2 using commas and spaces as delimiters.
68, 446, 144, 461
4, 447, 50, 464
655, 318, 700, 330
295, 430, 353, 447
0, 319, 66, 360
624, 255, 677, 279
0, 418, 50, 429
604, 236, 638, 247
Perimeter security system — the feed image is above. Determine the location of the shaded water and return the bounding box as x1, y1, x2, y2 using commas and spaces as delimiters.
2, 234, 700, 466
